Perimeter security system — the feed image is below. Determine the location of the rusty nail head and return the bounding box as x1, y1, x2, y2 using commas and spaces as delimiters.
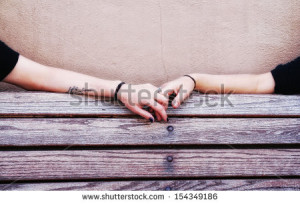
167, 156, 173, 162
167, 125, 174, 132
165, 186, 172, 191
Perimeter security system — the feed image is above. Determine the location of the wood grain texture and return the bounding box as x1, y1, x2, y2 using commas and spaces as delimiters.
0, 83, 25, 92
0, 92, 300, 117
0, 149, 299, 181
1, 179, 299, 191
0, 118, 299, 146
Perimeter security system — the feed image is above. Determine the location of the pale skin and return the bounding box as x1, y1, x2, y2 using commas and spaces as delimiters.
161, 72, 276, 109
2, 54, 276, 122
3, 55, 168, 122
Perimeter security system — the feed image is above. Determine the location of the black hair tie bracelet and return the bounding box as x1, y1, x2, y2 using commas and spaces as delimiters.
183, 75, 196, 89
114, 82, 126, 101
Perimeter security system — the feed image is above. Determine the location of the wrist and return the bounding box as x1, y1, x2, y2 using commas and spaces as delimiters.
189, 73, 202, 90
114, 81, 127, 101
92, 79, 122, 98
183, 74, 197, 90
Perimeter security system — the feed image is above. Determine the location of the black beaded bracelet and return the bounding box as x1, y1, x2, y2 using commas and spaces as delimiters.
183, 75, 196, 89
114, 82, 126, 101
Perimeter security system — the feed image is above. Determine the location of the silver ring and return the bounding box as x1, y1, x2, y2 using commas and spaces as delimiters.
156, 87, 162, 93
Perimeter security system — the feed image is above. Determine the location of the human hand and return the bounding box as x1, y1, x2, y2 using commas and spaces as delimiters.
161, 75, 196, 109
117, 83, 168, 122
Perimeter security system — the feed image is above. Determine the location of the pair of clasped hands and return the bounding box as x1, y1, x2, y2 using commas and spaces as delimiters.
116, 75, 196, 123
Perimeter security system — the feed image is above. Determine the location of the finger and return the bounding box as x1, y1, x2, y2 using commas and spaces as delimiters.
172, 88, 191, 109
146, 84, 169, 109
146, 105, 159, 120
148, 107, 154, 113
155, 111, 162, 121
146, 100, 168, 122
125, 104, 154, 122
162, 88, 175, 97
161, 83, 180, 97
174, 84, 183, 95
154, 93, 169, 109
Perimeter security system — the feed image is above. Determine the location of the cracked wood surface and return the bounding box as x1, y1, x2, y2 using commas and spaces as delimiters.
0, 92, 299, 190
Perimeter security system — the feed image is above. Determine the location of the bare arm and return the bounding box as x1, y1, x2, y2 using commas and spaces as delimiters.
3, 55, 168, 122
3, 55, 120, 97
161, 72, 275, 108
190, 72, 275, 94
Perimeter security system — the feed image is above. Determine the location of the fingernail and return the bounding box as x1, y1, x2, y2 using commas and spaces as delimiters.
172, 101, 178, 108
149, 118, 154, 123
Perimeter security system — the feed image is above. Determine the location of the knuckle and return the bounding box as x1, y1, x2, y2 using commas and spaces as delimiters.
156, 105, 164, 112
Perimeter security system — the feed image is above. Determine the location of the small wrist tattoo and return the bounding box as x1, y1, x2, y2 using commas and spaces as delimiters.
67, 86, 93, 95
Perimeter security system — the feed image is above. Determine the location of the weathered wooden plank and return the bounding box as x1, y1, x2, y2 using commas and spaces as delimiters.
0, 149, 299, 181
0, 92, 300, 117
1, 179, 299, 191
0, 118, 299, 146
0, 83, 24, 92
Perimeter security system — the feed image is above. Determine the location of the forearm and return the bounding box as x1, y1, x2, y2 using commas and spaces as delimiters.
189, 72, 275, 94
4, 55, 120, 97
41, 68, 120, 97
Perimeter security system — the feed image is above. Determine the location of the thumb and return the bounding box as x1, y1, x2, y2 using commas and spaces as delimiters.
161, 83, 180, 97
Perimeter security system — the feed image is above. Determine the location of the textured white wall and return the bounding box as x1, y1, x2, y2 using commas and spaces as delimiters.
0, 0, 299, 90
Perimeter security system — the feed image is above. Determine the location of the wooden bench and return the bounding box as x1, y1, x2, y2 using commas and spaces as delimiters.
0, 92, 299, 190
